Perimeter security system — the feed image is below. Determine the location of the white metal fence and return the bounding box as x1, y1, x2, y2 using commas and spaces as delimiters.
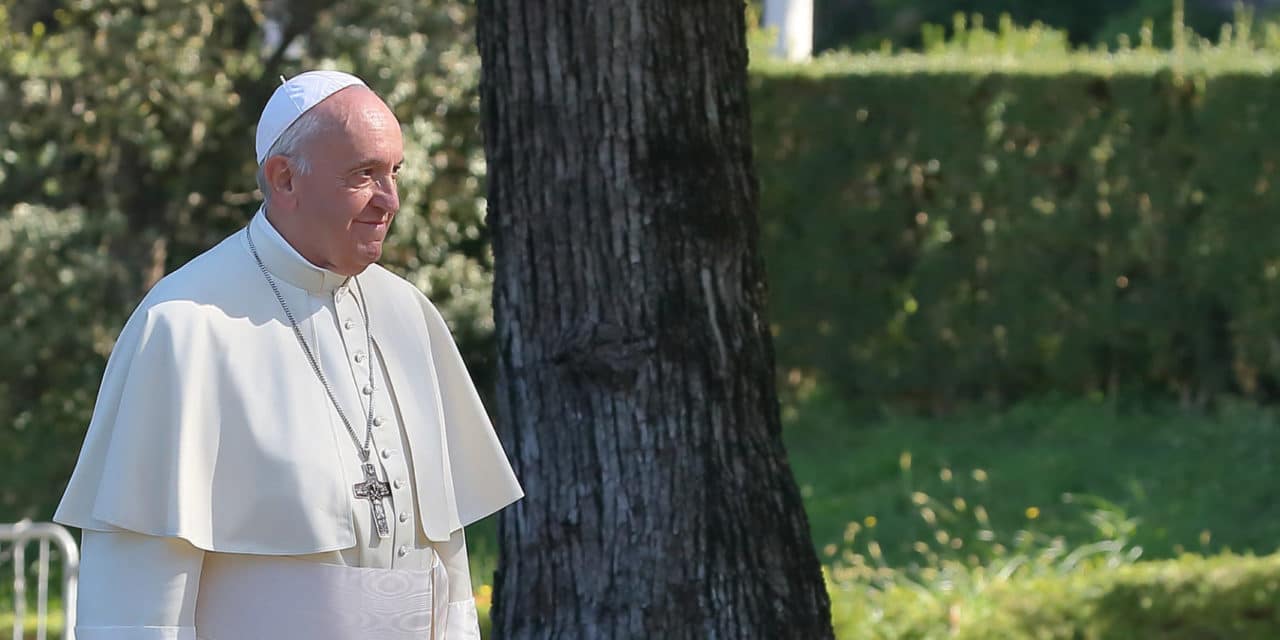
0, 521, 77, 640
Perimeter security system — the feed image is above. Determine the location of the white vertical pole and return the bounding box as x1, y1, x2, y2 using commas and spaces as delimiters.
36, 539, 49, 640
763, 0, 814, 61
13, 542, 25, 640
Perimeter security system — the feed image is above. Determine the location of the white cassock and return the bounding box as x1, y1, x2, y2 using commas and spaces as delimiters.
54, 210, 523, 639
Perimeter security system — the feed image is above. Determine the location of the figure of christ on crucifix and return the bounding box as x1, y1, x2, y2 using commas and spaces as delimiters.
354, 461, 393, 538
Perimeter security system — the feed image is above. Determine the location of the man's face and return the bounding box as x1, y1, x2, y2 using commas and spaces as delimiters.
289, 88, 404, 276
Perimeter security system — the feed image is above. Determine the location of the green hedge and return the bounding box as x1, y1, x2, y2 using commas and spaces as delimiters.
831, 553, 1280, 639
752, 57, 1280, 409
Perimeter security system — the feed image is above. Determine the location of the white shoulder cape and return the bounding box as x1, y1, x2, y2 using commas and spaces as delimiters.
54, 226, 523, 552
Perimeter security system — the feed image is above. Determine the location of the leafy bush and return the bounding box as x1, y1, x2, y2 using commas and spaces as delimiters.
753, 33, 1280, 411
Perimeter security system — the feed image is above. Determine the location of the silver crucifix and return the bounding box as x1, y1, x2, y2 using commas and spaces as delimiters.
353, 462, 392, 539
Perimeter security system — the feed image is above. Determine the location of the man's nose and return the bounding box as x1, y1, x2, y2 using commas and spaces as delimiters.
374, 176, 399, 212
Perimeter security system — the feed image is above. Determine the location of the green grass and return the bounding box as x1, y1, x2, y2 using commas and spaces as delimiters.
826, 551, 1280, 639
784, 388, 1280, 638
783, 389, 1280, 569
461, 389, 1280, 637
0, 609, 63, 639
465, 514, 499, 587
466, 390, 1280, 579
21, 391, 1277, 636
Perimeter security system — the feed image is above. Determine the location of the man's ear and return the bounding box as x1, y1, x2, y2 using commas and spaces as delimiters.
263, 155, 296, 206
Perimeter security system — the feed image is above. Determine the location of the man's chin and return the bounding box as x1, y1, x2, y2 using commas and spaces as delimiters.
326, 248, 381, 277
352, 243, 384, 271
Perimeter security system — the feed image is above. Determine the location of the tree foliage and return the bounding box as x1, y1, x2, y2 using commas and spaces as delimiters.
1, 0, 491, 521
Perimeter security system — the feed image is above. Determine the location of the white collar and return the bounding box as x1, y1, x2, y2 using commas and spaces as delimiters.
248, 207, 350, 296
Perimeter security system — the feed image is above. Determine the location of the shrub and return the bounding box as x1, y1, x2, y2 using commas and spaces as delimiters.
752, 36, 1280, 410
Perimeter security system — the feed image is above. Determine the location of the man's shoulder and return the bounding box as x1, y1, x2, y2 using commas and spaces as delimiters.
134, 230, 256, 323
359, 263, 427, 301
357, 264, 456, 331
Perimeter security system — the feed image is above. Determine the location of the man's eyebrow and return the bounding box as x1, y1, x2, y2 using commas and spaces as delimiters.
349, 157, 404, 170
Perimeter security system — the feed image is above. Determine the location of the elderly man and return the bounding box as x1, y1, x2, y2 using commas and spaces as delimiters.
54, 70, 522, 639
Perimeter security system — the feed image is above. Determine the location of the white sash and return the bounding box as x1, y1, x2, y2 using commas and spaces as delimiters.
194, 553, 450, 640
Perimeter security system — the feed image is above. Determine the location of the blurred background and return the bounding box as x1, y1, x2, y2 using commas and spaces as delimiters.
5, 0, 1280, 636
806, 0, 1275, 51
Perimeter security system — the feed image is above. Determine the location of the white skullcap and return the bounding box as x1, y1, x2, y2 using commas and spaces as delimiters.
254, 70, 368, 164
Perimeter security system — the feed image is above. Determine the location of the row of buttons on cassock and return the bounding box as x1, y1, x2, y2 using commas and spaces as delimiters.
340, 306, 414, 559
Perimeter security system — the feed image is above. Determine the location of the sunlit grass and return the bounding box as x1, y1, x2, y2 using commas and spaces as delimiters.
815, 428, 1145, 635
461, 387, 1280, 635
783, 386, 1280, 637
0, 609, 63, 639
20, 389, 1273, 635
783, 384, 1280, 569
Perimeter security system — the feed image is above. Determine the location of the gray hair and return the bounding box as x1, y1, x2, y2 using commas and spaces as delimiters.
256, 108, 329, 207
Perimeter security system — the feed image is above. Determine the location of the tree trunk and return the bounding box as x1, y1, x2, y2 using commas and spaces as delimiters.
477, 2, 833, 638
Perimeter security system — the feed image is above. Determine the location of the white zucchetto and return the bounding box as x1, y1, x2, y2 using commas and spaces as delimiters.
254, 70, 367, 164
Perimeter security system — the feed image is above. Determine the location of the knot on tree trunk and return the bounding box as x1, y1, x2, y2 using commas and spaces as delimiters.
550, 321, 653, 389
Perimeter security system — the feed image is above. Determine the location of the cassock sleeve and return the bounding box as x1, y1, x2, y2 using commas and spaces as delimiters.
434, 528, 481, 640
76, 530, 204, 640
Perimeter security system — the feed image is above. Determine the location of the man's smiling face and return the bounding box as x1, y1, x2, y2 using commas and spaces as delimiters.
283, 87, 405, 276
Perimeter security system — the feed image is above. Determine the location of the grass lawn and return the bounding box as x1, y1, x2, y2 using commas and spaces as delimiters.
465, 391, 1280, 584
16, 392, 1278, 637
0, 610, 63, 640
783, 390, 1280, 568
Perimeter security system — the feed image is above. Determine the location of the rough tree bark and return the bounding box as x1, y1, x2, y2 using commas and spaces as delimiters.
477, 2, 834, 638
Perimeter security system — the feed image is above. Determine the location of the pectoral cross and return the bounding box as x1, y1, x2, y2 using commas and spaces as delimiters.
353, 462, 392, 539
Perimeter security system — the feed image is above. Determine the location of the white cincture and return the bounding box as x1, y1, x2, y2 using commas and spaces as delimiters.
194, 551, 451, 640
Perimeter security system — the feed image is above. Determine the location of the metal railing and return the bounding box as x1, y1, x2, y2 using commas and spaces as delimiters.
1, 521, 77, 640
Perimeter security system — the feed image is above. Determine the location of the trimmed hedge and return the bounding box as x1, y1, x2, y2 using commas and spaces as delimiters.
831, 553, 1280, 639
752, 57, 1280, 409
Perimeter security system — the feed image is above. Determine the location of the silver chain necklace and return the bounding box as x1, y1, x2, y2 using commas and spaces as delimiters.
245, 225, 394, 538
246, 226, 377, 460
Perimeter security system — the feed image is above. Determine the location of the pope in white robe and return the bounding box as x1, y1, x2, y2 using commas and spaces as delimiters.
53, 70, 523, 639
